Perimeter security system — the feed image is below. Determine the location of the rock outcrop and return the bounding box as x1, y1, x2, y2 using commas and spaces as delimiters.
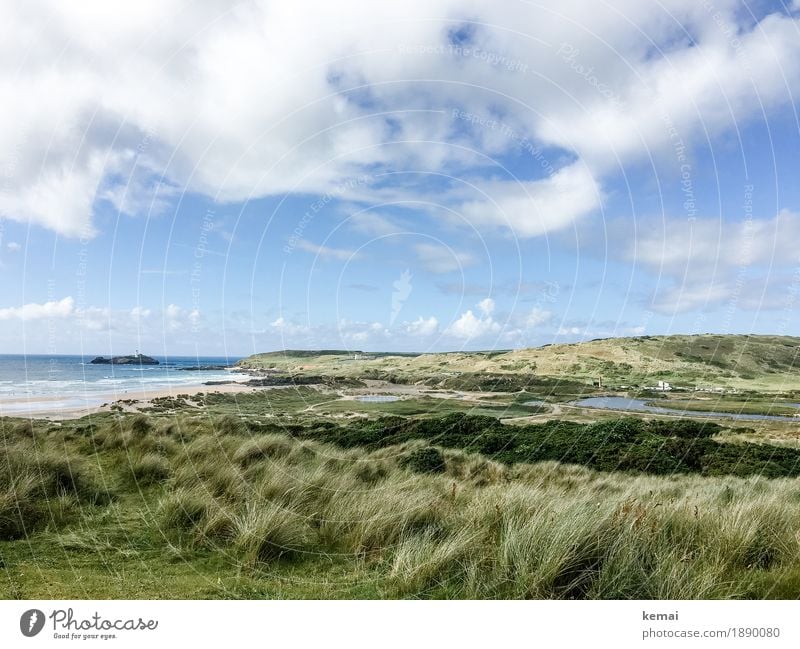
89, 354, 159, 365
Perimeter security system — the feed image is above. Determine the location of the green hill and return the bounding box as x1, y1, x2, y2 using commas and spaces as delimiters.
237, 334, 800, 392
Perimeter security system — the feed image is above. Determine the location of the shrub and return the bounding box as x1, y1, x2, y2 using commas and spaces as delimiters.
587, 418, 645, 443
401, 448, 446, 474
648, 419, 721, 439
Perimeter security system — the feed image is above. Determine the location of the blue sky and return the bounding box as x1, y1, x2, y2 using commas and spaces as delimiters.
1, 0, 799, 355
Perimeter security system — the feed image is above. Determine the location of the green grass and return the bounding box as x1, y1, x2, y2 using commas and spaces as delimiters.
289, 413, 800, 478
235, 334, 800, 392
647, 397, 800, 417
144, 388, 547, 423
313, 396, 543, 419
4, 411, 800, 598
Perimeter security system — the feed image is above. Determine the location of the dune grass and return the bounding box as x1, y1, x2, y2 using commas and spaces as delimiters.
3, 412, 800, 598
236, 334, 800, 391
0, 422, 111, 540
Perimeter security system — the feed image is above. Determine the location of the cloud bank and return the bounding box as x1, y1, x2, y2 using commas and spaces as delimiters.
2, 0, 798, 241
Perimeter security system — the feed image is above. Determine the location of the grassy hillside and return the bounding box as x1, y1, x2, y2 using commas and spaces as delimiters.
237, 334, 800, 391
4, 408, 800, 598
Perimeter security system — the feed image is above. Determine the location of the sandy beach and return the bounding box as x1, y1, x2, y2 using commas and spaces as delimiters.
0, 380, 262, 419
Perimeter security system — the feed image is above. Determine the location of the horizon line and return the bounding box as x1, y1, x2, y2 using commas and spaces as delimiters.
1, 332, 797, 358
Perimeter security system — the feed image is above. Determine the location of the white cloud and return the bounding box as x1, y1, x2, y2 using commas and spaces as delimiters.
649, 281, 746, 315
492, 306, 554, 346
0, 1, 450, 236
445, 298, 502, 340
264, 306, 549, 347
0, 297, 211, 352
620, 210, 800, 314
414, 243, 476, 273
338, 318, 389, 343
0, 297, 75, 321
265, 314, 440, 347
130, 306, 152, 319
3, 1, 796, 239
165, 304, 182, 320
163, 304, 200, 331
405, 315, 439, 336
477, 297, 495, 316
525, 307, 552, 327
296, 239, 359, 261
540, 11, 800, 175
445, 310, 501, 339
631, 210, 800, 274
458, 164, 602, 237
270, 316, 312, 337
347, 212, 407, 237
445, 298, 555, 342
78, 306, 113, 331
6, 242, 21, 252
0, 298, 176, 333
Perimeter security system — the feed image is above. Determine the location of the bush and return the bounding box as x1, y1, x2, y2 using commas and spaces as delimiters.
402, 448, 446, 474
587, 418, 644, 443
648, 419, 721, 439
296, 414, 800, 478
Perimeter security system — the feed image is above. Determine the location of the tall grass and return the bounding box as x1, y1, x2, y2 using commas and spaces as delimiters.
0, 430, 111, 539
148, 421, 800, 598
5, 413, 800, 598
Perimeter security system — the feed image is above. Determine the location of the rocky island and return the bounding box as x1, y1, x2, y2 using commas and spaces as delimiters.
89, 353, 159, 365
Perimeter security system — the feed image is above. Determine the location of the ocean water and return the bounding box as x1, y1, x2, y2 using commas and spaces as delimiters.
0, 354, 248, 415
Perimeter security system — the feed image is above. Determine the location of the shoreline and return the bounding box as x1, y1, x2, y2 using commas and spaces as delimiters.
0, 381, 261, 420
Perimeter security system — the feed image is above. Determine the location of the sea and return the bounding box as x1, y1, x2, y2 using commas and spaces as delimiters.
0, 354, 249, 416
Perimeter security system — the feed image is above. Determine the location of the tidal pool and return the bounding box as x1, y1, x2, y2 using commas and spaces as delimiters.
356, 395, 401, 403
573, 396, 800, 422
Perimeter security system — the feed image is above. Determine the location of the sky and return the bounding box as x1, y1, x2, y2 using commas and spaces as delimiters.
1, 0, 800, 356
